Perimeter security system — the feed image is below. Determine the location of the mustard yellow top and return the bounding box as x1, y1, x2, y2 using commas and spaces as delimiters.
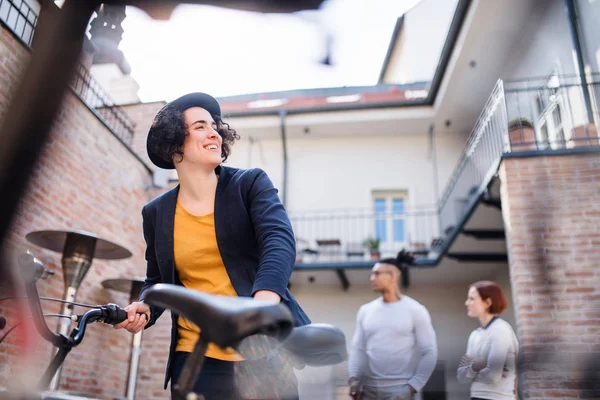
173, 201, 243, 361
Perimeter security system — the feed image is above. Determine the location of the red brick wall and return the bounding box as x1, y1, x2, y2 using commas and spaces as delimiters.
499, 154, 600, 399
121, 102, 180, 201
121, 101, 166, 169
0, 22, 29, 116
0, 24, 172, 399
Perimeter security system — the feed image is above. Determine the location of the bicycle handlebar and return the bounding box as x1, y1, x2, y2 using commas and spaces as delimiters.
70, 304, 127, 345
17, 252, 127, 347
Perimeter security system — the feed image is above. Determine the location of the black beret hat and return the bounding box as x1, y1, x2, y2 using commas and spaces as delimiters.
147, 92, 222, 169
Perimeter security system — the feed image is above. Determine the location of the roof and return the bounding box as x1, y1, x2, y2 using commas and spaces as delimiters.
217, 82, 429, 115
216, 0, 473, 117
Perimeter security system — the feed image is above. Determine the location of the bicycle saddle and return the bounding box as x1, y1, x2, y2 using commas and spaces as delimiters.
283, 323, 347, 366
143, 284, 294, 349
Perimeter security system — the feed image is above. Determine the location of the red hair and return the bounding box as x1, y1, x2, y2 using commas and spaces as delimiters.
470, 281, 508, 314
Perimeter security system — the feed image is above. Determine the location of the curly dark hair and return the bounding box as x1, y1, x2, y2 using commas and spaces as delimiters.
147, 105, 240, 166
378, 249, 416, 268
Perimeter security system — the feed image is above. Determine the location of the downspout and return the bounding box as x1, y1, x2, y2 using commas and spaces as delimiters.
429, 124, 442, 235
279, 109, 289, 207
565, 0, 595, 124
429, 123, 440, 204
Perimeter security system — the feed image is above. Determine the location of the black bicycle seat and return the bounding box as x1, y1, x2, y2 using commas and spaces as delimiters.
283, 323, 347, 366
143, 284, 294, 349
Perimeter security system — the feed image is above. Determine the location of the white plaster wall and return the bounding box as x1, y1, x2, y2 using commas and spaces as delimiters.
90, 64, 141, 105
385, 0, 460, 84
502, 0, 578, 79
503, 0, 598, 76
576, 0, 600, 74
226, 131, 467, 212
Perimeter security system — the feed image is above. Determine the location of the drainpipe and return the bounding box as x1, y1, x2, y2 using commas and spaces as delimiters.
279, 109, 289, 207
429, 124, 442, 235
565, 0, 595, 124
429, 124, 440, 204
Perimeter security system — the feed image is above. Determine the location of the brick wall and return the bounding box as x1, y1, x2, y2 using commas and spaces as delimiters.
499, 153, 600, 399
0, 21, 29, 117
0, 24, 173, 399
121, 101, 166, 170
121, 102, 181, 195
120, 101, 166, 170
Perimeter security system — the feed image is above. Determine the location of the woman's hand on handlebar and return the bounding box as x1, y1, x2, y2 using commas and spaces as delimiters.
113, 301, 150, 333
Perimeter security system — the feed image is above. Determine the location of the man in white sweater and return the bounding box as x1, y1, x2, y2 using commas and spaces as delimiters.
348, 251, 438, 400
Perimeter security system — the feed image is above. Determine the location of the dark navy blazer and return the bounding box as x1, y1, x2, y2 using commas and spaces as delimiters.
138, 165, 311, 389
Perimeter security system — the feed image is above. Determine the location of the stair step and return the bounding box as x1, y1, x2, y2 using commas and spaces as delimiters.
447, 252, 508, 262
461, 229, 505, 239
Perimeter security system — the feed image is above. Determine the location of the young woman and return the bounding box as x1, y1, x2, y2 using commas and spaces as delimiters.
457, 281, 519, 400
114, 92, 310, 400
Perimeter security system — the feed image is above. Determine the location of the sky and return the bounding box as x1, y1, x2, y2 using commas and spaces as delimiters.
118, 0, 424, 102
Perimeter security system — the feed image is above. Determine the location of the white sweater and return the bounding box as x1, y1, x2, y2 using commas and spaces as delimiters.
348, 296, 438, 392
457, 317, 519, 400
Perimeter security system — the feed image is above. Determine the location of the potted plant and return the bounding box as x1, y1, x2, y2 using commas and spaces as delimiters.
363, 237, 381, 260
568, 123, 598, 148
409, 241, 427, 254
507, 118, 537, 151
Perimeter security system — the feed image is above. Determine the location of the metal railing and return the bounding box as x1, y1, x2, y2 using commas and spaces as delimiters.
1, 1, 136, 145
0, 0, 37, 46
71, 64, 136, 145
437, 80, 508, 244
290, 207, 439, 264
436, 75, 600, 255
504, 74, 600, 151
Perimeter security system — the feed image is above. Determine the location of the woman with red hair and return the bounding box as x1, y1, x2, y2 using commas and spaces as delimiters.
457, 281, 519, 400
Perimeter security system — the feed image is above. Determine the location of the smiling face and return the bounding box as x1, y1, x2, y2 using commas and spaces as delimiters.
465, 286, 492, 318
176, 107, 223, 169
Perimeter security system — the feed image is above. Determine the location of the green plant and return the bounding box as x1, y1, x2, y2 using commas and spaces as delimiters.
508, 117, 534, 131
363, 237, 380, 251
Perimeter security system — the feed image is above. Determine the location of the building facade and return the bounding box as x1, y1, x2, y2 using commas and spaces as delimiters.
0, 0, 598, 399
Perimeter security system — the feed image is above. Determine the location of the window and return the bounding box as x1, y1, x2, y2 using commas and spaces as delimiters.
534, 73, 571, 149
538, 101, 566, 148
373, 192, 407, 252
0, 0, 40, 46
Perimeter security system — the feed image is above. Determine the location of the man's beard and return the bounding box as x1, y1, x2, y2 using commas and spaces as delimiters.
372, 286, 384, 293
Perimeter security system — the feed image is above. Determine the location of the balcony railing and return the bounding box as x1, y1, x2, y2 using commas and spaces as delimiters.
437, 80, 508, 245
290, 207, 439, 265
422, 75, 599, 260
1, 1, 136, 145
504, 74, 600, 151
71, 64, 136, 145
293, 76, 599, 267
